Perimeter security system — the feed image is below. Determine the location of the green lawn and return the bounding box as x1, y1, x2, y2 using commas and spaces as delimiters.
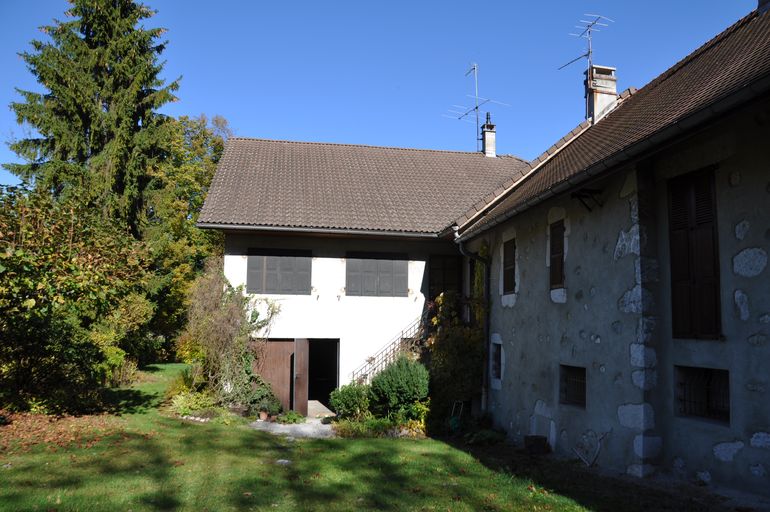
0, 365, 728, 511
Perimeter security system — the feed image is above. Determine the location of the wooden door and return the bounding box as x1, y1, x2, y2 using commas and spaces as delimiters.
294, 338, 309, 416
261, 339, 294, 411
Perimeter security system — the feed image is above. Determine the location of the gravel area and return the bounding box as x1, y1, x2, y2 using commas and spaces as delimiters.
248, 418, 335, 439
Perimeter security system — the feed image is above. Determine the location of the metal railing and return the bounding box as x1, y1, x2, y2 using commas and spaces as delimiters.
350, 316, 425, 384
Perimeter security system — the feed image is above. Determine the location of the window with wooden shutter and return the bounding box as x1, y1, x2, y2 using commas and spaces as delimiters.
346, 253, 408, 297
549, 220, 565, 289
503, 239, 516, 294
667, 168, 721, 339
246, 249, 312, 295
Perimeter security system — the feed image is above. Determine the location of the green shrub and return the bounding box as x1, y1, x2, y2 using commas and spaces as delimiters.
107, 358, 138, 388
245, 376, 282, 416
170, 391, 216, 416
333, 417, 395, 438
370, 356, 429, 416
329, 383, 371, 420
275, 411, 305, 424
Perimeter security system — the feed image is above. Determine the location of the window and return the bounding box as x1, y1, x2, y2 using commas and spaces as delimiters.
491, 342, 502, 381
429, 255, 462, 300
346, 253, 408, 297
675, 366, 729, 423
246, 250, 312, 295
559, 365, 586, 407
668, 168, 721, 339
503, 239, 516, 294
549, 220, 565, 289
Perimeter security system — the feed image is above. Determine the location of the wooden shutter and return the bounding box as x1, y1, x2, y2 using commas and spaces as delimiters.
346, 258, 362, 296
278, 256, 295, 294
264, 256, 281, 293
393, 260, 408, 297
246, 255, 265, 293
668, 169, 721, 339
503, 239, 516, 294
377, 259, 394, 296
293, 256, 312, 294
549, 220, 565, 289
362, 259, 378, 296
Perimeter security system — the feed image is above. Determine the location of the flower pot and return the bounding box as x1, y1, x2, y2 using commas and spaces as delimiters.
259, 411, 269, 421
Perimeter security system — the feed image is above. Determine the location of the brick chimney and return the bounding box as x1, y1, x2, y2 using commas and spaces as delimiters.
481, 112, 496, 157
584, 64, 618, 122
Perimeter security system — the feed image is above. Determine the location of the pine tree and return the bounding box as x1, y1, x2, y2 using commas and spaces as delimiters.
6, 0, 178, 235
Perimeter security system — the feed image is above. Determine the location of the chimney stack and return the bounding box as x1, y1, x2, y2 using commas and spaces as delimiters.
481, 112, 496, 157
585, 64, 618, 123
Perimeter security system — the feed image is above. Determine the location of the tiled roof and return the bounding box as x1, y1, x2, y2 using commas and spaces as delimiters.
459, 9, 770, 240
199, 138, 530, 235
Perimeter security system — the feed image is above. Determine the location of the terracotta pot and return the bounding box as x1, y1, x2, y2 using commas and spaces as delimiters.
259, 411, 268, 421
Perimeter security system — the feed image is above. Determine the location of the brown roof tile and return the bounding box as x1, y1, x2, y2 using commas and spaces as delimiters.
460, 9, 770, 239
199, 139, 530, 235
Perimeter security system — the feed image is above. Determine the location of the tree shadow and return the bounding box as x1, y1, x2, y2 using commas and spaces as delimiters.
438, 437, 733, 512
100, 387, 160, 416
139, 364, 166, 373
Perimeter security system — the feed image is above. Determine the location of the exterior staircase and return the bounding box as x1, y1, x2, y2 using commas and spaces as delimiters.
350, 316, 426, 384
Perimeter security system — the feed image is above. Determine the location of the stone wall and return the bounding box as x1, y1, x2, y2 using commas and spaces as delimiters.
473, 94, 770, 495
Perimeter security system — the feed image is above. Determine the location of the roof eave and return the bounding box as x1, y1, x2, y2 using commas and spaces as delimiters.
456, 74, 770, 243
196, 222, 442, 239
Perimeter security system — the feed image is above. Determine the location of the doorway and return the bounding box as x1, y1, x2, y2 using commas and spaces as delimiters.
308, 339, 339, 407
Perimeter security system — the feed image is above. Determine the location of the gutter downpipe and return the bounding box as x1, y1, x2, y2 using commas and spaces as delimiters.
455, 226, 492, 414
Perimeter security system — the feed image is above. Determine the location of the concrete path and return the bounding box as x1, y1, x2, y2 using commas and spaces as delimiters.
248, 417, 335, 439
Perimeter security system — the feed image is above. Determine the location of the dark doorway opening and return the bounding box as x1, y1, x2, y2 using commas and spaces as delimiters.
308, 339, 339, 407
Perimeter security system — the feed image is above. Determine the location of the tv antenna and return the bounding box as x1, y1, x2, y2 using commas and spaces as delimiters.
558, 14, 614, 73
443, 63, 509, 151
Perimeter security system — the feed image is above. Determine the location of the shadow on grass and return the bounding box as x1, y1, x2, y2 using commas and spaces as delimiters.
139, 364, 166, 373
438, 437, 731, 512
100, 387, 161, 416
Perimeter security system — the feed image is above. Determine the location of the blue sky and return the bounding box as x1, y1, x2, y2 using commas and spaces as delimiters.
0, 0, 757, 185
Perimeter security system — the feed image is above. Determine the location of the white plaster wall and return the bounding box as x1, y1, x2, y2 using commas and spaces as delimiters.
224, 253, 427, 383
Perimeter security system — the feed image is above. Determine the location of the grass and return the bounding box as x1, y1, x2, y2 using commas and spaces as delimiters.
0, 364, 731, 511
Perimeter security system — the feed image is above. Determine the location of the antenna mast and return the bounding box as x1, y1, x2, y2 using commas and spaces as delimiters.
466, 63, 480, 151
443, 63, 509, 151
558, 14, 614, 119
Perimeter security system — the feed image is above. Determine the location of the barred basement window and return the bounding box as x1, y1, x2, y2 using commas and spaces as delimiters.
675, 366, 730, 423
560, 365, 586, 407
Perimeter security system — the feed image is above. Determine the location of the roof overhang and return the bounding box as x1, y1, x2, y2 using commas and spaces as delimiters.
456, 71, 770, 244
197, 221, 452, 240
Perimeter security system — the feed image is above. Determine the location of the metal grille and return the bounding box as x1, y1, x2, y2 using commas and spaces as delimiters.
676, 366, 730, 423
560, 365, 586, 407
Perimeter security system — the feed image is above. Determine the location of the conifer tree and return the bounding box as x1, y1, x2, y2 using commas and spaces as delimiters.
6, 0, 178, 235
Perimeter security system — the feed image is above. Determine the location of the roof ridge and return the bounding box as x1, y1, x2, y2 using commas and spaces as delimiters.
454, 119, 593, 228
630, 10, 758, 95
227, 136, 527, 160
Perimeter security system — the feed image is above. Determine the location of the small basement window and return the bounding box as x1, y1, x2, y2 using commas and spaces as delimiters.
560, 365, 586, 408
491, 342, 502, 381
675, 366, 730, 423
